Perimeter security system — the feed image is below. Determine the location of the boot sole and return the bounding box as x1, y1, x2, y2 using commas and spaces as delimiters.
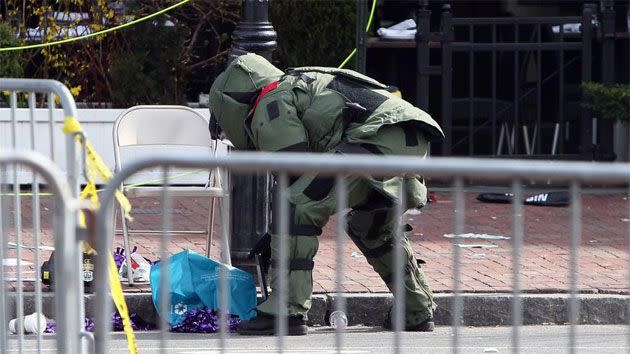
412, 321, 435, 332
383, 321, 435, 332
239, 325, 308, 336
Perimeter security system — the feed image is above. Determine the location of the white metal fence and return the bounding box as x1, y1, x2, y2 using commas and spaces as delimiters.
94, 152, 630, 353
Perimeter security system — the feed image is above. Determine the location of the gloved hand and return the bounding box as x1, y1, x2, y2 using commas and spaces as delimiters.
248, 233, 272, 274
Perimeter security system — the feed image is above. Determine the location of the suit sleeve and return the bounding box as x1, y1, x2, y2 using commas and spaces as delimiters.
250, 90, 309, 152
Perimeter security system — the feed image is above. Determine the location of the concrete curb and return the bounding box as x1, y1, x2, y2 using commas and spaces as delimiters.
6, 293, 627, 327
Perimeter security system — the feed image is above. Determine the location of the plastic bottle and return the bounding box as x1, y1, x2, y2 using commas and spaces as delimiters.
329, 310, 348, 329
9, 312, 47, 334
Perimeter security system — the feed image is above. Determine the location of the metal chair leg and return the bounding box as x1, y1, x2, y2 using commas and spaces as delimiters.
497, 123, 506, 155
120, 203, 134, 286
206, 197, 216, 258
552, 123, 560, 155
508, 125, 516, 154
523, 125, 531, 155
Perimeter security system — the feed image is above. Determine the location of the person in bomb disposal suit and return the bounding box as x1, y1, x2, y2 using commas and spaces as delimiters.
209, 53, 444, 336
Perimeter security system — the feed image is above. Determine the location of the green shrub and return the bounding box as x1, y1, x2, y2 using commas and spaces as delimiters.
0, 22, 24, 78
109, 20, 187, 107
270, 0, 356, 69
582, 82, 630, 121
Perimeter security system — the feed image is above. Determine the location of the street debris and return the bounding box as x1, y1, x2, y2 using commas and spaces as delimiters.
444, 233, 510, 240
351, 252, 363, 258
456, 244, 497, 249
477, 191, 570, 206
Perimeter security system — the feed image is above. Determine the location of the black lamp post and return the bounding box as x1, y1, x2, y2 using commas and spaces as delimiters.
230, 0, 277, 61
227, 0, 277, 265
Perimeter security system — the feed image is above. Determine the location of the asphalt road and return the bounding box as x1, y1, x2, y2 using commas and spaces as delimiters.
6, 325, 629, 353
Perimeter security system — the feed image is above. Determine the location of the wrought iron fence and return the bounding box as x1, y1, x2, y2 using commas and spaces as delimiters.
414, 3, 608, 158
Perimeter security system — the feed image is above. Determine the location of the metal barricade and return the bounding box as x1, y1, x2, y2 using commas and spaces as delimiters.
0, 79, 85, 353
0, 151, 82, 353
94, 152, 629, 353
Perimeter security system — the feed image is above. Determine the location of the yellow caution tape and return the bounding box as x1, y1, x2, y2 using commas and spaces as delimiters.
62, 116, 137, 353
63, 117, 132, 220
0, 0, 192, 53
109, 253, 138, 354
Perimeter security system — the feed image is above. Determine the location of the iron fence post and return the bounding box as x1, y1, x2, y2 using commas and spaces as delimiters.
416, 0, 431, 111
580, 4, 594, 159
228, 0, 277, 264
440, 4, 453, 156
599, 0, 616, 159
356, 0, 368, 73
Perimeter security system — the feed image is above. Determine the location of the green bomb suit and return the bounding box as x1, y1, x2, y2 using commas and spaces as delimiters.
209, 54, 445, 328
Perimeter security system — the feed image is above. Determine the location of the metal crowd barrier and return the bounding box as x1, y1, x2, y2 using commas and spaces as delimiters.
0, 151, 82, 353
94, 152, 629, 353
0, 79, 86, 353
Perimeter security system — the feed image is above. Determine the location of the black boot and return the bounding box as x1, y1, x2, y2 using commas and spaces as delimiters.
238, 310, 308, 336
383, 310, 435, 332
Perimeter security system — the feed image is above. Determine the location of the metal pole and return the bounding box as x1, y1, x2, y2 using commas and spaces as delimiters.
355, 0, 368, 73
599, 0, 616, 159
580, 4, 593, 159
227, 0, 277, 273
441, 4, 453, 156
416, 0, 431, 111
230, 0, 277, 61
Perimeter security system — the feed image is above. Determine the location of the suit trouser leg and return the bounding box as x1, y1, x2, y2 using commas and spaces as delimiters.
258, 124, 434, 320
257, 174, 435, 325
346, 206, 435, 325
257, 174, 372, 317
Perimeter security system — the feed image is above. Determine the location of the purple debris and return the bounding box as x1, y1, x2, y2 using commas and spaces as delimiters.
44, 321, 56, 333
112, 312, 153, 331
170, 308, 240, 333
114, 247, 126, 269
44, 312, 153, 333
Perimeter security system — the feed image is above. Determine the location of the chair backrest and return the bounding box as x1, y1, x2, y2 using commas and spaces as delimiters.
113, 105, 217, 185
114, 105, 210, 147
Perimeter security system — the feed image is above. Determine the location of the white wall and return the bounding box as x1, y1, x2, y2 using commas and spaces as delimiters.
0, 108, 228, 185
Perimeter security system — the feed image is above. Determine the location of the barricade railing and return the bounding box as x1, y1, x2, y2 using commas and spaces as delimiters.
0, 79, 86, 353
0, 150, 82, 353
0, 78, 81, 193
94, 152, 630, 353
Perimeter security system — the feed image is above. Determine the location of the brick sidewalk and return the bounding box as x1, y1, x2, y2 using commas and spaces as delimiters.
4, 190, 629, 295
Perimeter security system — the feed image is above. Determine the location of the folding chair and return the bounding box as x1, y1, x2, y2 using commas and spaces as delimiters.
113, 105, 225, 285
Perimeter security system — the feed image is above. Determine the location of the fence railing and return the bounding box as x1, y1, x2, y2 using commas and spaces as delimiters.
0, 151, 82, 353
0, 79, 81, 191
0, 79, 87, 353
93, 152, 630, 353
415, 3, 605, 158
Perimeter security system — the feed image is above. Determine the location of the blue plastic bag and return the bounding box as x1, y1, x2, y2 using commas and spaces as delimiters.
150, 249, 256, 325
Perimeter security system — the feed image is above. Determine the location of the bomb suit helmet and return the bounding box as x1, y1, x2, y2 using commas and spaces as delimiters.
209, 54, 283, 149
